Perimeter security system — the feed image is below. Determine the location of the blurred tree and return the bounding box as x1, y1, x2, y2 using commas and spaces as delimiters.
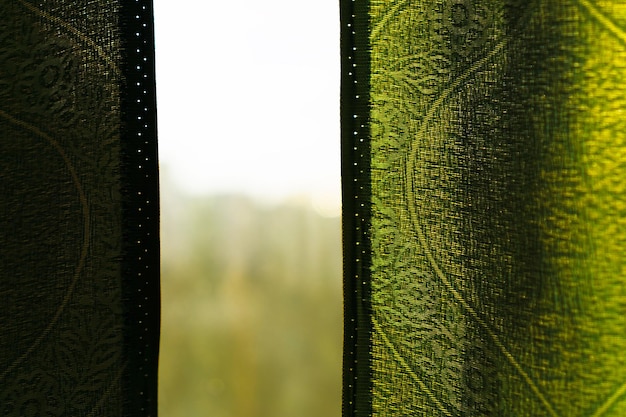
159, 181, 342, 417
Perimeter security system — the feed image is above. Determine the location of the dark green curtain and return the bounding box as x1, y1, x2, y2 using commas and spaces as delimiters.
342, 1, 626, 416
0, 1, 159, 415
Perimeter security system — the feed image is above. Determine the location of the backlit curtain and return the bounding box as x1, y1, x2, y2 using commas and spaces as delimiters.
342, 1, 626, 416
0, 1, 159, 415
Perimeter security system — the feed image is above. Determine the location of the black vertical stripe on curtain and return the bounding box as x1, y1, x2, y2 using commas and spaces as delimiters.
342, 1, 626, 416
341, 0, 372, 416
0, 1, 159, 416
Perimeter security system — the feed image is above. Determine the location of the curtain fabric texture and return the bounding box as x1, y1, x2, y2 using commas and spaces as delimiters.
0, 1, 159, 416
342, 1, 626, 416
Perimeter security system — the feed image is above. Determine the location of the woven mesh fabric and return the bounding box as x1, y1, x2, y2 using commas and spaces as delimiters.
342, 1, 626, 416
0, 1, 159, 415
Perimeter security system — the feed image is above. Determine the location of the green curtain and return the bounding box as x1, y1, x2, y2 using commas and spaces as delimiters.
0, 1, 159, 415
342, 1, 626, 416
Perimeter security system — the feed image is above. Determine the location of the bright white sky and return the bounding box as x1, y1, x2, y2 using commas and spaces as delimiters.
154, 0, 341, 215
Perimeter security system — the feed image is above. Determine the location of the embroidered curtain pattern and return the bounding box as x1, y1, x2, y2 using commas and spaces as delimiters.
0, 1, 159, 415
342, 1, 626, 416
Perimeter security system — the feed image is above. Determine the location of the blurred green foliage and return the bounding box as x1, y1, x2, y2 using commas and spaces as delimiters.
159, 184, 343, 417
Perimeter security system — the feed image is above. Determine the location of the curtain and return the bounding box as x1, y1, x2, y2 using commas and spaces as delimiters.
0, 1, 159, 416
342, 1, 626, 416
